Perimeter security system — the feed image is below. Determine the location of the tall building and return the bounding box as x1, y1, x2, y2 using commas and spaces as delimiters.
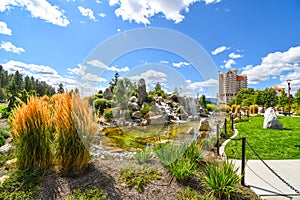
218, 68, 247, 104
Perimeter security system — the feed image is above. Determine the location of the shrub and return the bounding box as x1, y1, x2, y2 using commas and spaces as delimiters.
0, 168, 42, 199
249, 104, 258, 114
120, 164, 161, 193
177, 186, 208, 200
207, 104, 218, 112
103, 108, 113, 121
0, 105, 9, 119
145, 95, 154, 103
66, 187, 106, 200
94, 98, 111, 115
235, 105, 241, 113
201, 160, 241, 200
11, 96, 53, 171
141, 104, 152, 115
231, 105, 236, 113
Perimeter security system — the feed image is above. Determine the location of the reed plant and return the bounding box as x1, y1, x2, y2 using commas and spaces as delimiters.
11, 96, 53, 171
52, 93, 90, 172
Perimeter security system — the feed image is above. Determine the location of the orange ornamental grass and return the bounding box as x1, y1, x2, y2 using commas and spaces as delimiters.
52, 93, 91, 172
11, 96, 53, 171
11, 93, 96, 173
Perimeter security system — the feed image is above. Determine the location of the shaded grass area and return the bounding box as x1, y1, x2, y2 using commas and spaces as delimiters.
225, 116, 300, 160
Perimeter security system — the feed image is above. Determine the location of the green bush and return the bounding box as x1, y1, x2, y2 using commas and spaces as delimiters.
207, 104, 218, 112
120, 164, 161, 193
201, 160, 241, 199
141, 104, 152, 115
177, 187, 208, 200
0, 168, 42, 199
94, 99, 111, 115
95, 93, 104, 99
103, 108, 113, 121
0, 105, 9, 119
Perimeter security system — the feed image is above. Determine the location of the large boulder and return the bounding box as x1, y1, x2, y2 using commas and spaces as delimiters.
137, 78, 147, 105
263, 107, 283, 130
103, 88, 113, 100
198, 118, 210, 131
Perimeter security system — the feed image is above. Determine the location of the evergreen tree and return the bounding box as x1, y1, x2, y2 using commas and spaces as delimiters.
278, 89, 288, 109
199, 95, 207, 109
109, 72, 119, 92
57, 83, 65, 94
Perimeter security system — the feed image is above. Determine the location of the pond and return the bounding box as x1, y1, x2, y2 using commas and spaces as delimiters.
94, 121, 200, 152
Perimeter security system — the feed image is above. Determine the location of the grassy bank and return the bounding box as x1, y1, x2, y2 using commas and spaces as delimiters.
225, 116, 300, 160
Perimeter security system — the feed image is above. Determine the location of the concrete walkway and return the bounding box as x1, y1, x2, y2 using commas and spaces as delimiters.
233, 159, 300, 199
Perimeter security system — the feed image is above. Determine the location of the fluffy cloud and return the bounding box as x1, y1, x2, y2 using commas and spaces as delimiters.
98, 13, 106, 18
172, 61, 190, 68
228, 52, 242, 59
109, 0, 221, 25
222, 59, 236, 69
0, 0, 70, 27
78, 6, 96, 21
187, 78, 218, 91
242, 46, 300, 85
0, 41, 25, 54
0, 21, 12, 35
211, 45, 229, 55
129, 69, 167, 84
87, 59, 129, 72
1, 60, 78, 89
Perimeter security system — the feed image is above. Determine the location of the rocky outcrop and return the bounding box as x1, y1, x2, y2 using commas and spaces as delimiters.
198, 118, 210, 131
103, 88, 113, 100
137, 78, 147, 106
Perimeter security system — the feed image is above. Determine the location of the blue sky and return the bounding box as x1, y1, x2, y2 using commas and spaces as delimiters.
0, 0, 300, 97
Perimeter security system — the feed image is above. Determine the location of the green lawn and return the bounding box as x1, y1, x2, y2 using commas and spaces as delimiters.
225, 116, 300, 160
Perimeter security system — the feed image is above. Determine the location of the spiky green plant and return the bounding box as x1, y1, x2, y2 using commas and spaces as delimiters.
201, 160, 241, 200
134, 149, 152, 164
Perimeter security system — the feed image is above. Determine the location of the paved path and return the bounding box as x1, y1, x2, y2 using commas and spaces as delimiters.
233, 159, 300, 199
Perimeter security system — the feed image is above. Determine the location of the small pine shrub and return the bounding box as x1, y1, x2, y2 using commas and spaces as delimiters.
141, 104, 152, 115
103, 108, 113, 121
66, 187, 106, 200
235, 105, 241, 113
249, 104, 259, 114
177, 187, 208, 200
231, 105, 236, 113
120, 164, 161, 193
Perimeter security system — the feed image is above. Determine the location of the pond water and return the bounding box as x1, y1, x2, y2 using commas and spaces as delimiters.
94, 121, 199, 152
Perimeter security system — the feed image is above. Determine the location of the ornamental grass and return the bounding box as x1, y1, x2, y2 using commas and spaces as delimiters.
11, 93, 96, 173
11, 96, 53, 171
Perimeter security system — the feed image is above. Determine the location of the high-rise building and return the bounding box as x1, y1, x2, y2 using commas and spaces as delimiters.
218, 68, 247, 104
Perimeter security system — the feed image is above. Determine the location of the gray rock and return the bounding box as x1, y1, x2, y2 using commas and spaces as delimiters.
131, 111, 143, 119
148, 115, 165, 125
112, 107, 121, 118
103, 88, 113, 100
129, 96, 138, 103
127, 102, 140, 111
137, 78, 147, 105
0, 143, 13, 154
263, 107, 283, 130
198, 118, 210, 131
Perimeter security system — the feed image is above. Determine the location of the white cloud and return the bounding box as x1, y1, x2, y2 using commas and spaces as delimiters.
0, 21, 12, 35
87, 59, 129, 72
223, 59, 236, 69
211, 46, 229, 55
242, 46, 300, 85
109, 0, 221, 25
117, 28, 121, 32
160, 60, 169, 64
187, 78, 218, 91
68, 64, 86, 76
96, 0, 101, 3
82, 73, 106, 82
0, 41, 25, 54
129, 69, 167, 84
172, 61, 190, 68
229, 52, 242, 59
78, 6, 96, 21
98, 13, 106, 18
0, 0, 70, 27
203, 0, 221, 4
1, 60, 78, 89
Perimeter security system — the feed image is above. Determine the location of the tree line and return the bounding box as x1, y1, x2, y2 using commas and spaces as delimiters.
227, 87, 300, 114
0, 65, 65, 111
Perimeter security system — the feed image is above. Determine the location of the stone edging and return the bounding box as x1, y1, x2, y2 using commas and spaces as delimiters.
219, 125, 239, 157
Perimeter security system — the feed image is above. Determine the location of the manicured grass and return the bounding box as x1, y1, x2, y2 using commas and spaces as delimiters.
225, 116, 300, 160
